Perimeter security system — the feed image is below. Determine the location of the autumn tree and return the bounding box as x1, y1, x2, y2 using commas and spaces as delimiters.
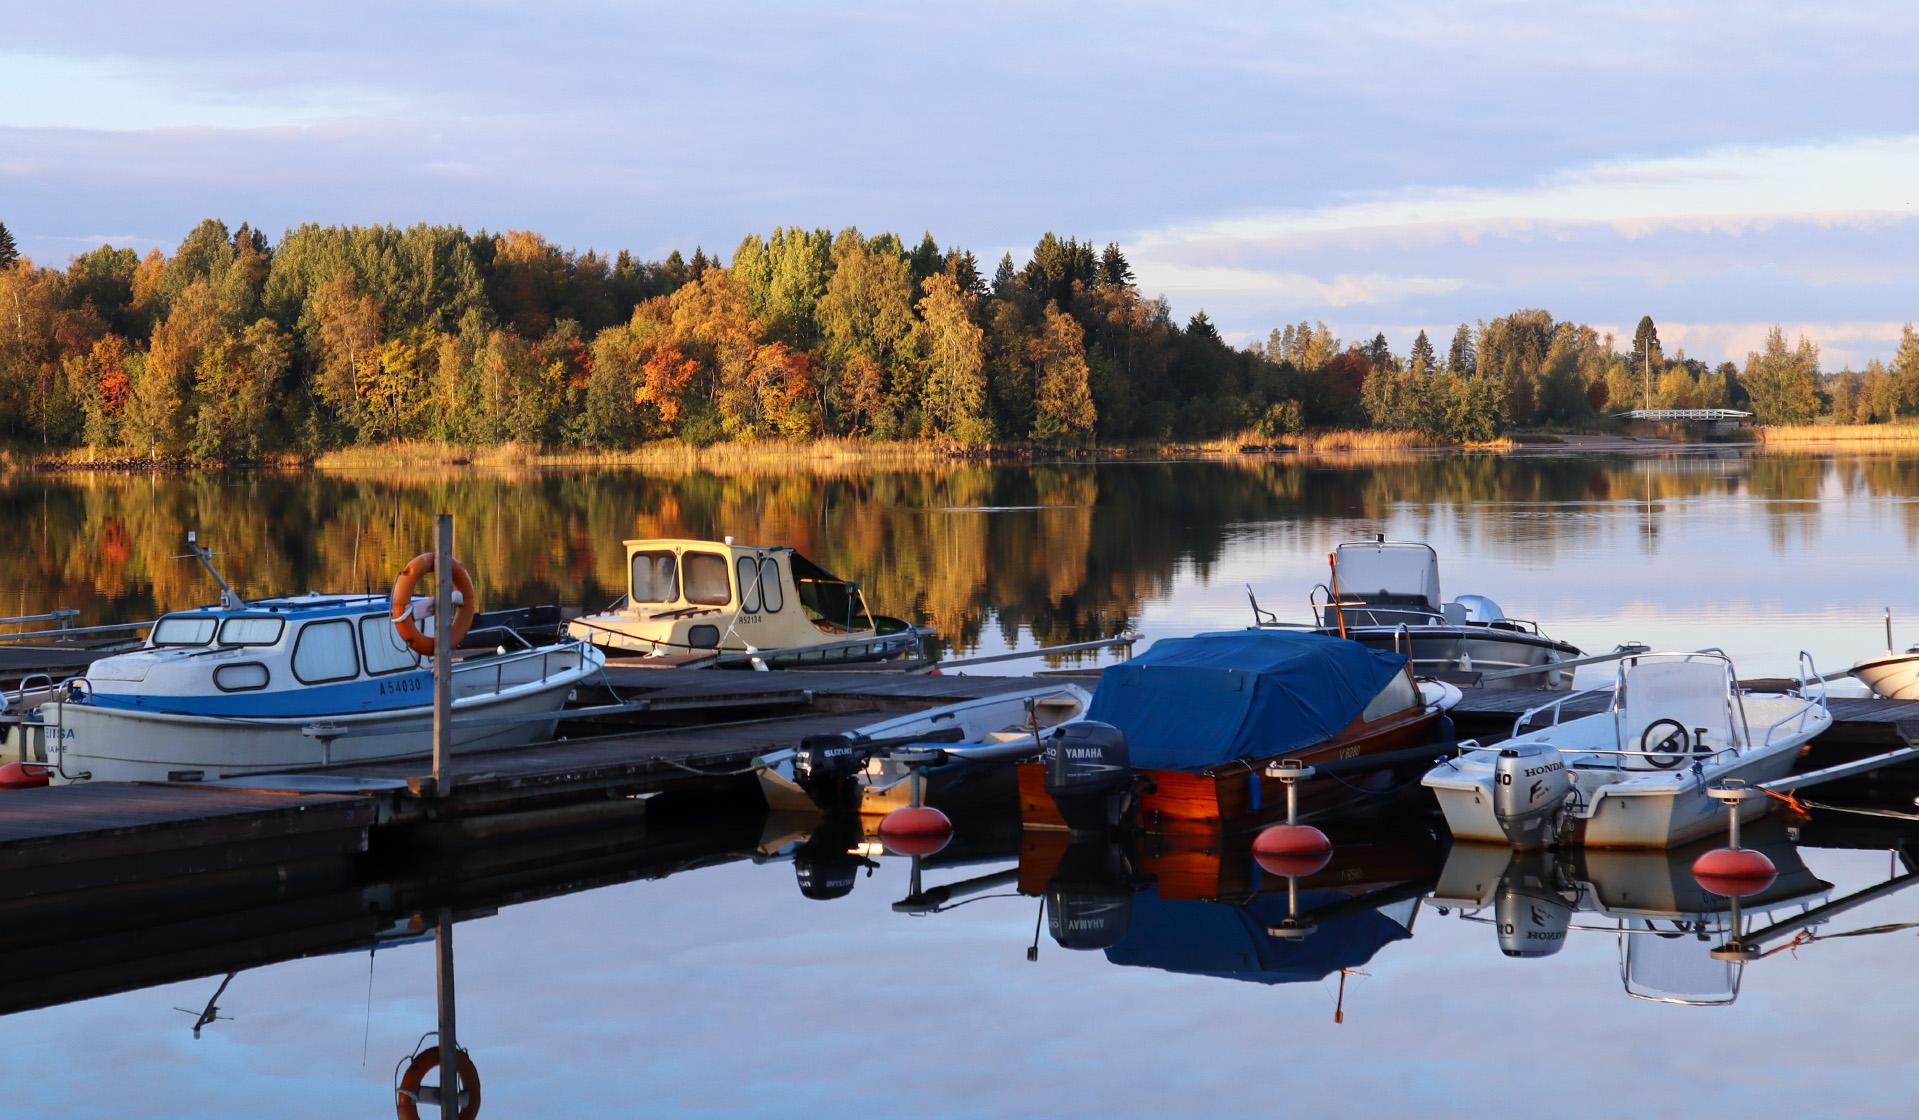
309, 271, 385, 436
124, 280, 223, 455
1029, 303, 1096, 445
191, 319, 291, 460
816, 232, 915, 435
1891, 323, 1919, 416
1741, 326, 1821, 425
914, 272, 988, 443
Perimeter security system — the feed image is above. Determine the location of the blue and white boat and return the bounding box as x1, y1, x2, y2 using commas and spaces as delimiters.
39, 546, 603, 784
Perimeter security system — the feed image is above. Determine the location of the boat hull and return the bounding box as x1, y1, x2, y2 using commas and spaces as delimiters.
48, 669, 593, 784
1328, 626, 1581, 690
1019, 703, 1446, 836
1850, 652, 1919, 700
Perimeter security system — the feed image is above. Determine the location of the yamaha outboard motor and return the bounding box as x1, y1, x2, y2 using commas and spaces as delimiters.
792, 733, 869, 807
1494, 852, 1573, 958
1042, 721, 1135, 834
1492, 745, 1572, 849
1044, 836, 1144, 950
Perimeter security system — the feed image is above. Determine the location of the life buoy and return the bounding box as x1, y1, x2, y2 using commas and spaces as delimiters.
395, 1045, 481, 1120
391, 553, 478, 657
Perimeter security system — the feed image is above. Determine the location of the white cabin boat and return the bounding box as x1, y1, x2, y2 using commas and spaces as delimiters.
38, 592, 603, 785
1253, 539, 1585, 691
1422, 651, 1831, 849
568, 538, 925, 666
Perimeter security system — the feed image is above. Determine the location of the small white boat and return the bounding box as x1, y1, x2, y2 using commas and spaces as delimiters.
1253, 539, 1585, 691
1850, 650, 1919, 699
1422, 650, 1831, 849
758, 683, 1092, 815
30, 541, 604, 785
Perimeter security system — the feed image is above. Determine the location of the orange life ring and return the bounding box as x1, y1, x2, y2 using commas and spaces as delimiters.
395, 1045, 481, 1120
391, 553, 478, 657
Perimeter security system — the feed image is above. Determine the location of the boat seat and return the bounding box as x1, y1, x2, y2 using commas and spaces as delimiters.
1441, 602, 1468, 626
1619, 659, 1734, 769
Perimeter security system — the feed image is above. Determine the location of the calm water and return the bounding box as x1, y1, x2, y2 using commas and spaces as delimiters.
5, 448, 1919, 1118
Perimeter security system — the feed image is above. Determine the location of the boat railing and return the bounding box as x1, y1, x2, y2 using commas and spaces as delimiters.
457, 637, 592, 695
0, 616, 150, 645
1755, 650, 1831, 749
1504, 649, 1770, 765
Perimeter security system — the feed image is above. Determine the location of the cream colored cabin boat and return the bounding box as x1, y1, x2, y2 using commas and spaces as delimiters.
567, 539, 924, 666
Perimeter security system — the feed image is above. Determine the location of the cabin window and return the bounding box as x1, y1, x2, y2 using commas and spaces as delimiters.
759, 558, 783, 612
736, 556, 763, 613
688, 624, 721, 648
359, 614, 420, 675
152, 615, 217, 646
218, 616, 284, 646
1361, 671, 1419, 721
683, 552, 731, 606
213, 662, 271, 692
630, 551, 678, 604
292, 619, 360, 684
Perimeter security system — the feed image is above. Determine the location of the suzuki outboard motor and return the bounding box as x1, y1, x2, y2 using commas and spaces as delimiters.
1042, 721, 1134, 834
1492, 745, 1572, 849
793, 733, 868, 804
1494, 853, 1573, 958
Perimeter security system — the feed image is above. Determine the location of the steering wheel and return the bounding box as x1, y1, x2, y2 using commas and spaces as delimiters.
1639, 719, 1691, 769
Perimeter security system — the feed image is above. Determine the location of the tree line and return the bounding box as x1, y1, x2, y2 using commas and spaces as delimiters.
1, 217, 1916, 460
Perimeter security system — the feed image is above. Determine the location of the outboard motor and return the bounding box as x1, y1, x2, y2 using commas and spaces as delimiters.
1492, 745, 1572, 849
1494, 853, 1574, 958
1046, 887, 1135, 951
792, 811, 872, 901
1042, 721, 1135, 834
793, 733, 869, 804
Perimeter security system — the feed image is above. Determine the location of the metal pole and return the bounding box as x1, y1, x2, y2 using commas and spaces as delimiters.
435, 907, 459, 1115
434, 514, 454, 796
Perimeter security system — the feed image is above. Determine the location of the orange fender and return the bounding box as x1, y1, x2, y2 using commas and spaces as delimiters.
391, 553, 478, 658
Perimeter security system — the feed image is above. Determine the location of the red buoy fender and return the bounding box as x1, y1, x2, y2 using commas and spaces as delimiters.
0, 761, 50, 790
390, 553, 478, 658
878, 805, 954, 857
395, 1045, 481, 1120
1691, 847, 1777, 897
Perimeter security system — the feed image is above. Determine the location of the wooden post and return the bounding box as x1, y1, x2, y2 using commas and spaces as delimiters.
435, 907, 459, 1115
434, 514, 454, 795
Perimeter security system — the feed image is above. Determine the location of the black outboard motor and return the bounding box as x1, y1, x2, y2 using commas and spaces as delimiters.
792, 811, 873, 901
1042, 721, 1136, 834
792, 733, 869, 806
1044, 836, 1145, 950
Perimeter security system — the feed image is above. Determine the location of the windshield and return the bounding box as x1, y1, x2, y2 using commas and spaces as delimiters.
790, 552, 874, 633
151, 615, 217, 646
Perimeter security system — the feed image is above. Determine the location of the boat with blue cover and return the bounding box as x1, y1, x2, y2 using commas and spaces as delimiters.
33, 541, 603, 785
1019, 629, 1459, 835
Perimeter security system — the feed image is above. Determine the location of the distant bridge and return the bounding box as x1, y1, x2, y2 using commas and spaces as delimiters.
1615, 408, 1753, 423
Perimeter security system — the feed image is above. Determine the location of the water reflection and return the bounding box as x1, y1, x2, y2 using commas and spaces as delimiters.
7, 449, 1919, 670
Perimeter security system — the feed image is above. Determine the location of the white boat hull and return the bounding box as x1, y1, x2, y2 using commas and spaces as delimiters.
48, 661, 597, 784
1850, 651, 1919, 700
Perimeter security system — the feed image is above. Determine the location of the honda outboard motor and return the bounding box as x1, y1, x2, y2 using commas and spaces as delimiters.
1492, 745, 1572, 849
1494, 853, 1573, 958
1042, 721, 1134, 834
793, 733, 868, 804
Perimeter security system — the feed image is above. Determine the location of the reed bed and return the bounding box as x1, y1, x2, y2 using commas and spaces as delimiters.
1204, 429, 1515, 454
1757, 423, 1919, 448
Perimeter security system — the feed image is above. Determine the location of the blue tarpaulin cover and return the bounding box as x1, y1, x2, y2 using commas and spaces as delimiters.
1084, 630, 1407, 771
1106, 890, 1412, 984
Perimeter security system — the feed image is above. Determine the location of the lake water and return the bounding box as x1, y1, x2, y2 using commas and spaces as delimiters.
4, 447, 1919, 1118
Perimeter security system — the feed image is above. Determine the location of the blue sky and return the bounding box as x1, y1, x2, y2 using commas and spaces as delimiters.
5, 1, 1918, 366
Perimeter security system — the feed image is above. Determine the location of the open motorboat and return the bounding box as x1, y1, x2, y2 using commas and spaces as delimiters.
1428, 829, 1830, 1004
28, 540, 604, 785
1252, 538, 1585, 691
757, 682, 1093, 816
1422, 650, 1832, 850
1019, 630, 1460, 836
567, 537, 927, 667
1848, 610, 1919, 699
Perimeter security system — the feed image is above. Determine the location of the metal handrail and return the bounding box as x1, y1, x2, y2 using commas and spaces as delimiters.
0, 619, 150, 644
0, 608, 78, 629
1503, 648, 1776, 762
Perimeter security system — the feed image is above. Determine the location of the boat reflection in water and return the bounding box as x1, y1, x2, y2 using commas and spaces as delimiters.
1427, 822, 1831, 1005
1008, 826, 1444, 1008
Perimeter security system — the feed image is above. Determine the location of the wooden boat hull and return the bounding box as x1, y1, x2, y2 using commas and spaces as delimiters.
1019, 702, 1446, 836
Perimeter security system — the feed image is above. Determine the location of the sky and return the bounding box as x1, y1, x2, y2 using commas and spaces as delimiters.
5, 1, 1919, 367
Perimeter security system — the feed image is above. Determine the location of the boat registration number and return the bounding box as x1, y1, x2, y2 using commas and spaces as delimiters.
378, 676, 426, 696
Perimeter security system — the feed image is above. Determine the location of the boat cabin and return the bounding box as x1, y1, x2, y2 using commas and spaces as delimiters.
569, 539, 919, 664
87, 594, 432, 714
